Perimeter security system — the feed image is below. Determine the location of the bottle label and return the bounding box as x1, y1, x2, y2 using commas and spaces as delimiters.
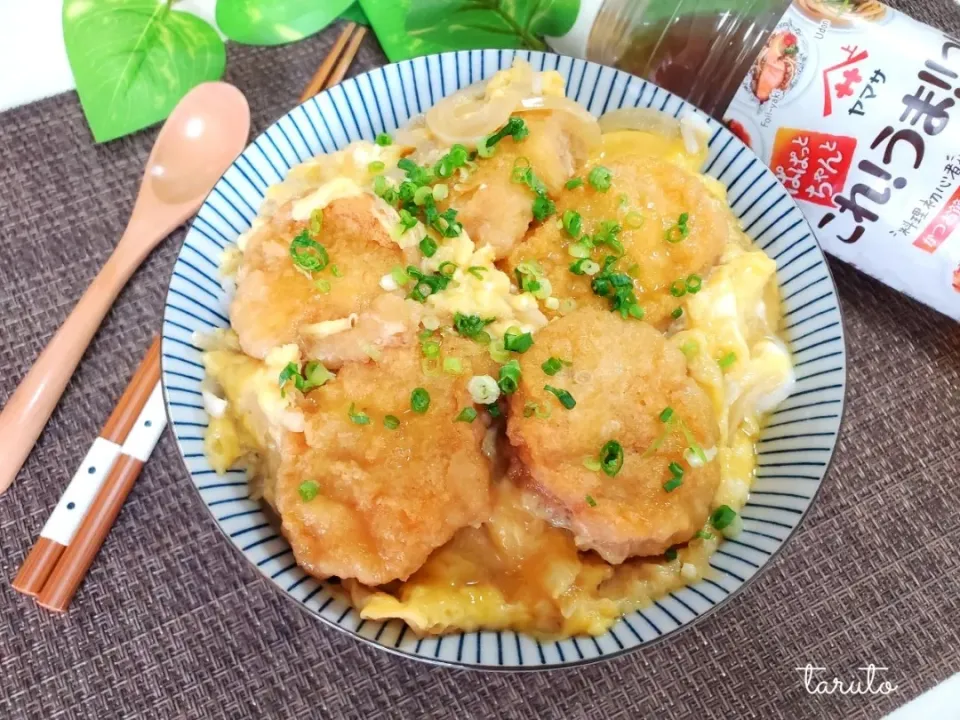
725, 1, 960, 320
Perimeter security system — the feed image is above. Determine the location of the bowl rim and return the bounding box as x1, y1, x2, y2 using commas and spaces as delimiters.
159, 48, 848, 672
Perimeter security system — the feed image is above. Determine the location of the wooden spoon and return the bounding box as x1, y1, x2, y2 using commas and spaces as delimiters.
0, 82, 250, 495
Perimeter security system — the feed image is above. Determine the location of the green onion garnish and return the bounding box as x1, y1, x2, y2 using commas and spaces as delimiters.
375, 133, 393, 146
397, 209, 418, 234
710, 505, 737, 530
331, 265, 342, 278
453, 313, 495, 340
671, 307, 684, 320
300, 361, 333, 392
484, 116, 528, 149
583, 458, 602, 472
390, 266, 411, 286
660, 407, 674, 423
503, 329, 533, 353
498, 360, 521, 394
670, 279, 687, 297
695, 529, 714, 540
718, 352, 737, 370
532, 194, 556, 222
544, 385, 576, 409
455, 407, 478, 423
600, 440, 624, 477
562, 210, 582, 238
664, 547, 678, 561
289, 231, 329, 272
486, 402, 501, 418
585, 494, 598, 507
384, 415, 400, 430
298, 480, 319, 502
443, 356, 463, 374
421, 340, 441, 359
467, 266, 487, 280
315, 279, 331, 294
438, 261, 457, 277
686, 274, 702, 294
623, 211, 644, 229
541, 357, 564, 375
565, 177, 583, 190
663, 477, 683, 492
679, 340, 699, 359
569, 258, 599, 276
348, 403, 371, 425
368, 160, 385, 173
665, 212, 690, 243
309, 208, 323, 237
419, 237, 438, 257
668, 462, 685, 478
411, 387, 430, 413
588, 166, 612, 192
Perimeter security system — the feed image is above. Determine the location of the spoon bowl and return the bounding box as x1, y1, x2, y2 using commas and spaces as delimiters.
0, 82, 250, 495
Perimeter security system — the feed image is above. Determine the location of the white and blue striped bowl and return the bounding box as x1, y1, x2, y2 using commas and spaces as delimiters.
161, 50, 846, 670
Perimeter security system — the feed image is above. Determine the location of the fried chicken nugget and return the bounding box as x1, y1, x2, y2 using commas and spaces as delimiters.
504, 155, 730, 328
273, 338, 496, 586
506, 308, 720, 563
442, 112, 591, 260
231, 194, 419, 367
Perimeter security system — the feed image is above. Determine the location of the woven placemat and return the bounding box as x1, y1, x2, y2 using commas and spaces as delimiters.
2, 3, 960, 718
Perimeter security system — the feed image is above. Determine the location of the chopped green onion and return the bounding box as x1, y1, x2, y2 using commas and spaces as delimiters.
498, 360, 521, 394
368, 160, 385, 173
532, 194, 556, 222
484, 116, 528, 149
443, 356, 463, 374
672, 307, 684, 320
411, 387, 430, 413
584, 458, 602, 472
301, 361, 333, 392
438, 261, 457, 277
467, 266, 487, 280
588, 166, 612, 192
544, 385, 576, 409
397, 209, 418, 234
476, 137, 494, 158
669, 462, 685, 478
421, 340, 441, 358
468, 375, 500, 404
718, 352, 737, 370
623, 211, 644, 229
565, 177, 583, 190
664, 547, 678, 561
660, 407, 674, 423
375, 133, 393, 146
628, 304, 645, 320
309, 208, 323, 236
455, 407, 478, 423
298, 480, 320, 502
513, 156, 531, 170
348, 403, 371, 425
670, 279, 687, 297
391, 266, 411, 286
503, 329, 534, 353
290, 231, 329, 272
373, 175, 389, 197
600, 440, 624, 477
315, 278, 331, 293
454, 313, 495, 340
686, 274, 702, 294
585, 494, 598, 507
522, 401, 538, 418
663, 477, 683, 492
488, 339, 511, 363
695, 529, 714, 540
433, 183, 449, 201
419, 237, 438, 257
414, 185, 434, 205
710, 505, 737, 530
278, 362, 299, 389
541, 357, 564, 376
680, 340, 699, 359
562, 210, 582, 238
486, 402, 502, 418
568, 241, 592, 259
665, 212, 690, 243
570, 258, 600, 276
384, 414, 400, 430
331, 265, 343, 278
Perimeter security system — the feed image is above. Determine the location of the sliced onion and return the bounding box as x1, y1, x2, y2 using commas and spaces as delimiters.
426, 85, 521, 146
598, 107, 682, 138
520, 95, 602, 151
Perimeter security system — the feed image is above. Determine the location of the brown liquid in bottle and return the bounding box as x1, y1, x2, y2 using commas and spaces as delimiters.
586, 0, 790, 118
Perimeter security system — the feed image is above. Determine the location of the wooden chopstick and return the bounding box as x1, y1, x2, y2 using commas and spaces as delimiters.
15, 25, 368, 612
12, 338, 161, 597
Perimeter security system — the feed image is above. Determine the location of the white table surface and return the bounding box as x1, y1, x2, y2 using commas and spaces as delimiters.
0, 2, 956, 718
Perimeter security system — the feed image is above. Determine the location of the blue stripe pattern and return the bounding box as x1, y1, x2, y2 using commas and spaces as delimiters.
160, 50, 846, 670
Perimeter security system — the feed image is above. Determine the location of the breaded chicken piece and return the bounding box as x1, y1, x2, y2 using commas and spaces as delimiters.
442, 111, 591, 260
273, 338, 496, 586
504, 155, 730, 328
231, 194, 419, 367
506, 308, 720, 563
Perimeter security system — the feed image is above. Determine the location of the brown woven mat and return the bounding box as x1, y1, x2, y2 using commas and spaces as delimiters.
2, 3, 960, 718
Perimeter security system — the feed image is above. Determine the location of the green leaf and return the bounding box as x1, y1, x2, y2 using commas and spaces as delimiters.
63, 0, 225, 143
216, 0, 355, 45
340, 2, 370, 25
405, 0, 580, 53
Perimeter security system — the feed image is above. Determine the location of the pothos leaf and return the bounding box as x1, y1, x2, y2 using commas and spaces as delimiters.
216, 0, 355, 45
405, 0, 579, 52
63, 0, 225, 143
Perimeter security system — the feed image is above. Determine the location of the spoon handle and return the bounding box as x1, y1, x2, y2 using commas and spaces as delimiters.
0, 246, 142, 494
